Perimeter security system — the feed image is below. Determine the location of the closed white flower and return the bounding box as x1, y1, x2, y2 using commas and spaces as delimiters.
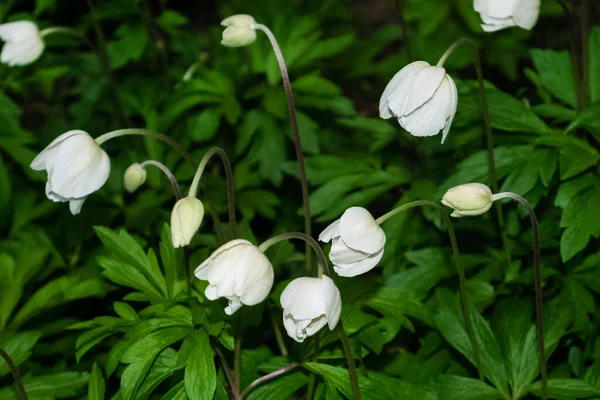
221, 14, 256, 47
123, 163, 147, 193
280, 275, 341, 342
195, 239, 274, 315
30, 130, 110, 215
474, 0, 540, 32
380, 61, 458, 143
319, 207, 386, 277
0, 21, 44, 66
170, 196, 204, 248
442, 183, 493, 217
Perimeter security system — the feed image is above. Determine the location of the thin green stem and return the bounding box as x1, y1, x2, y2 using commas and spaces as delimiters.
306, 334, 320, 400
0, 347, 28, 400
212, 343, 237, 398
253, 23, 312, 275
183, 248, 191, 293
580, 0, 589, 109
270, 311, 288, 356
234, 335, 241, 398
188, 147, 237, 240
393, 0, 412, 62
84, 0, 130, 127
438, 38, 511, 269
240, 363, 298, 400
337, 322, 360, 400
94, 128, 225, 242
258, 232, 327, 277
139, 160, 181, 200
377, 200, 484, 381
492, 192, 547, 400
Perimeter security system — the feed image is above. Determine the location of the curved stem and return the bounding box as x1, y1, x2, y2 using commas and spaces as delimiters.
393, 0, 412, 62
188, 147, 237, 240
492, 192, 547, 400
253, 23, 312, 275
38, 26, 95, 49
337, 322, 360, 400
0, 347, 28, 400
258, 232, 327, 277
437, 38, 511, 269
376, 200, 484, 381
239, 363, 298, 400
212, 343, 236, 398
139, 160, 181, 201
94, 128, 225, 242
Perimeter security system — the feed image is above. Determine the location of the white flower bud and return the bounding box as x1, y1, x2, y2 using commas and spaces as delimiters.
280, 275, 341, 342
380, 61, 458, 143
123, 163, 147, 193
474, 0, 540, 32
441, 183, 493, 218
220, 14, 256, 47
319, 207, 386, 277
0, 21, 44, 66
195, 239, 274, 315
170, 196, 204, 247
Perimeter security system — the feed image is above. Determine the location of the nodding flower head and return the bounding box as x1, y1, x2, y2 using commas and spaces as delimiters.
220, 14, 257, 47
442, 183, 493, 218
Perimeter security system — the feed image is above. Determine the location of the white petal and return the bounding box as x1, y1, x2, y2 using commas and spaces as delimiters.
318, 219, 340, 243
225, 297, 242, 315
339, 207, 386, 254
194, 239, 251, 279
333, 247, 384, 277
512, 0, 540, 30
283, 314, 304, 342
481, 22, 514, 32
69, 197, 86, 215
304, 316, 328, 336
321, 275, 342, 330
487, 0, 517, 18
205, 285, 219, 300
389, 65, 446, 117
399, 72, 455, 138
280, 277, 325, 320
329, 237, 369, 264
441, 75, 458, 144
236, 246, 273, 306
379, 61, 430, 119
30, 130, 84, 171
0, 21, 39, 41
45, 180, 66, 202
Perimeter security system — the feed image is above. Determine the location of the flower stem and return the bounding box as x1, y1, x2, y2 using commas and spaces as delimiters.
84, 0, 131, 128
376, 200, 484, 381
212, 343, 237, 398
580, 0, 590, 109
139, 160, 181, 200
183, 248, 191, 294
258, 232, 327, 277
234, 335, 242, 397
491, 192, 547, 400
188, 147, 237, 240
95, 128, 225, 243
253, 23, 312, 275
270, 311, 288, 356
437, 38, 511, 270
393, 0, 412, 62
0, 347, 28, 400
337, 322, 360, 400
239, 363, 298, 400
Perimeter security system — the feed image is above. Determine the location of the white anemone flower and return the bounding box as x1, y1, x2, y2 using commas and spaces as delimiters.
280, 275, 342, 343
123, 163, 147, 193
0, 21, 44, 66
30, 130, 110, 215
379, 61, 458, 143
442, 183, 493, 217
194, 239, 274, 315
220, 14, 257, 47
474, 0, 540, 32
170, 196, 204, 248
319, 207, 386, 277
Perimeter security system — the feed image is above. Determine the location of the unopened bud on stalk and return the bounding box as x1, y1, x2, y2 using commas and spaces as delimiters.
441, 183, 493, 217
171, 196, 204, 247
220, 14, 256, 47
123, 163, 147, 193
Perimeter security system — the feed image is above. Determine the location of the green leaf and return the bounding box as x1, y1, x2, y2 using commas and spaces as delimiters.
0, 155, 11, 230
0, 372, 89, 400
246, 372, 308, 400
526, 379, 600, 399
88, 363, 106, 400
108, 24, 149, 69
138, 348, 181, 398
536, 135, 599, 180
190, 107, 222, 142
114, 302, 138, 321
0, 331, 42, 378
487, 90, 551, 134
531, 49, 576, 107
293, 74, 341, 96
589, 27, 600, 102
436, 375, 502, 400
185, 329, 216, 400
161, 381, 187, 400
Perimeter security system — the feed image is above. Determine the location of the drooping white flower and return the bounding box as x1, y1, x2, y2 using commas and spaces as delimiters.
474, 0, 540, 32
170, 196, 204, 248
0, 21, 44, 66
379, 61, 458, 143
123, 163, 147, 193
280, 275, 341, 342
442, 183, 493, 217
195, 239, 274, 315
220, 14, 256, 47
30, 130, 110, 215
319, 207, 386, 277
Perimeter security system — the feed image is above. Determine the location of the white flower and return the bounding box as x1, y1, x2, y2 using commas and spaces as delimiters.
319, 207, 386, 277
379, 61, 458, 143
123, 163, 147, 193
170, 196, 204, 248
0, 21, 44, 66
442, 183, 493, 217
474, 0, 540, 32
30, 130, 110, 215
220, 14, 256, 47
280, 275, 342, 343
194, 239, 274, 315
